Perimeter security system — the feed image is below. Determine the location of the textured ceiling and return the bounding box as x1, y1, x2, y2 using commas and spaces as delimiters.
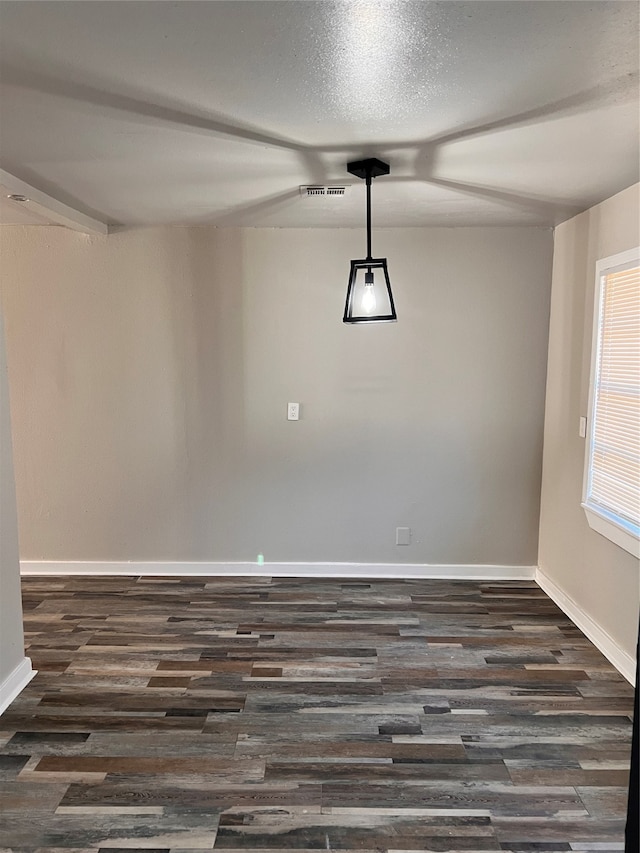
0, 1, 638, 230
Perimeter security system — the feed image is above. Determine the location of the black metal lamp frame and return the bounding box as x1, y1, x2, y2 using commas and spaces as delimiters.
343, 158, 397, 324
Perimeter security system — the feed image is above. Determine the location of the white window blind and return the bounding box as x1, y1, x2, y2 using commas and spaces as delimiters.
583, 250, 640, 556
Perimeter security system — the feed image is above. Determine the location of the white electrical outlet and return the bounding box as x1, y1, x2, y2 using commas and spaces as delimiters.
287, 402, 300, 421
396, 527, 411, 546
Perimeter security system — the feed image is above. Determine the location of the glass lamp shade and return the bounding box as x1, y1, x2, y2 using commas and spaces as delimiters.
343, 258, 397, 324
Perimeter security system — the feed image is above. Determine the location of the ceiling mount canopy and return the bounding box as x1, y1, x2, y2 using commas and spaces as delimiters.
343, 158, 397, 324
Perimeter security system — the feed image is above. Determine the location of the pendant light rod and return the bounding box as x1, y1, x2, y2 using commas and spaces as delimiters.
366, 169, 372, 260
347, 158, 390, 261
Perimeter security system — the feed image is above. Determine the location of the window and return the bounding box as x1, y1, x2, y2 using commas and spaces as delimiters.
582, 248, 640, 558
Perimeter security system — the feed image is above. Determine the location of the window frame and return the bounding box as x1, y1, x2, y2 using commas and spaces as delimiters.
581, 246, 640, 558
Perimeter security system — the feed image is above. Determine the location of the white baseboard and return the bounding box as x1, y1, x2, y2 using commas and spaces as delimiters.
536, 568, 636, 686
0, 657, 36, 716
20, 561, 537, 580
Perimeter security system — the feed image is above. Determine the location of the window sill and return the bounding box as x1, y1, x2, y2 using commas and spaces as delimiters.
582, 504, 640, 559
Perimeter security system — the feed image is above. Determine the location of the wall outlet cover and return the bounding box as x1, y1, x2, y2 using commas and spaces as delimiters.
396, 527, 411, 546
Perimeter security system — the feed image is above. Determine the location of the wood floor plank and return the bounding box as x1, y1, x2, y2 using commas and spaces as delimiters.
0, 576, 634, 852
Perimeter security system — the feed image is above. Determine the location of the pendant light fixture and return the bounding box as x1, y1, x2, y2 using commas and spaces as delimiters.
343, 158, 396, 324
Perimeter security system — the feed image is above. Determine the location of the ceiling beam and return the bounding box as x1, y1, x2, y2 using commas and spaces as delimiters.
0, 170, 109, 236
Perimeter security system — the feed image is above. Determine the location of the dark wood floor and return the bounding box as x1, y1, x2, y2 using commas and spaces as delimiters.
0, 576, 635, 852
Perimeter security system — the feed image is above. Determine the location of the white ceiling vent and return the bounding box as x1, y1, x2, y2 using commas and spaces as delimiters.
300, 185, 350, 198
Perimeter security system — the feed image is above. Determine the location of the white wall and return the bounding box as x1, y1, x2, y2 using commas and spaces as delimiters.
0, 306, 31, 711
539, 183, 640, 664
0, 225, 552, 567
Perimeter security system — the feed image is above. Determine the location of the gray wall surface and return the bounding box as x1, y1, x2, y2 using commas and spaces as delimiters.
0, 307, 26, 685
539, 183, 640, 660
0, 225, 553, 566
